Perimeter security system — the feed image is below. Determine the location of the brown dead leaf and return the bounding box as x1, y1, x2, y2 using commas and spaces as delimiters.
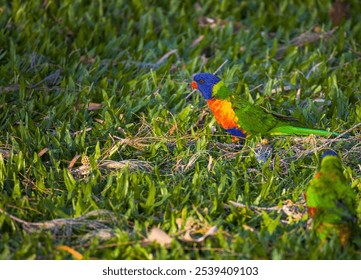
190, 35, 204, 48
88, 103, 102, 110
95, 118, 105, 125
180, 226, 218, 243
68, 154, 81, 169
38, 147, 49, 157
180, 230, 194, 242
194, 226, 218, 242
146, 227, 173, 246
168, 122, 178, 135
184, 217, 196, 230
176, 218, 183, 230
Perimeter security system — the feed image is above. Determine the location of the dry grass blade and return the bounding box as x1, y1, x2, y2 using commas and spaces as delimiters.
228, 200, 306, 220
155, 49, 178, 67
37, 147, 49, 157
112, 136, 150, 150
98, 159, 153, 172
190, 35, 204, 48
68, 154, 82, 169
175, 151, 208, 173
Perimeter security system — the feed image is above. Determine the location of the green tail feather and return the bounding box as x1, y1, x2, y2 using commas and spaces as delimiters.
268, 126, 340, 137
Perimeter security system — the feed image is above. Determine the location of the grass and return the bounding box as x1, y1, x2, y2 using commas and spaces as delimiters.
0, 0, 361, 260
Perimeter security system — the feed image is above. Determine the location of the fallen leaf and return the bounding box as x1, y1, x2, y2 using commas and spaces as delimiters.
193, 226, 218, 242
180, 226, 218, 243
95, 118, 105, 124
168, 122, 178, 135
190, 35, 204, 48
38, 147, 49, 157
146, 227, 172, 246
88, 103, 102, 110
180, 230, 194, 242
68, 154, 81, 169
176, 218, 183, 230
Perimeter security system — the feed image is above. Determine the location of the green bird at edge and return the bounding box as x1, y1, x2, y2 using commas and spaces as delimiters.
305, 150, 358, 245
191, 73, 343, 140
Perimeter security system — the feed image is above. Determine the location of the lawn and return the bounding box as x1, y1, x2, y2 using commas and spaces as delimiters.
0, 0, 360, 259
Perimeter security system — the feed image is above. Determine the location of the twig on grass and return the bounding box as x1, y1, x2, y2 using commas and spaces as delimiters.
227, 200, 306, 222
0, 208, 117, 236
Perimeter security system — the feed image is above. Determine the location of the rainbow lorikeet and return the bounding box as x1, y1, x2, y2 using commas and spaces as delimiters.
305, 150, 357, 245
190, 73, 341, 140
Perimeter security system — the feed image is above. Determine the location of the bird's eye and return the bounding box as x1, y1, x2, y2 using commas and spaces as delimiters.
199, 80, 205, 84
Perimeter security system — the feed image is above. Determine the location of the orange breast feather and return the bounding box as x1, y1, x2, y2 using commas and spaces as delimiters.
207, 99, 239, 129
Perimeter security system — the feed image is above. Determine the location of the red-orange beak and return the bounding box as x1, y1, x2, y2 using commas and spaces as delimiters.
191, 81, 198, 90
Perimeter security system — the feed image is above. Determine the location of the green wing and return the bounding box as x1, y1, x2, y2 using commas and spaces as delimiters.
233, 101, 284, 134
231, 95, 337, 137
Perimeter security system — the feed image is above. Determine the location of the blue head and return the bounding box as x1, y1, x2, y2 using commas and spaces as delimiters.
320, 149, 338, 160
191, 73, 221, 100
